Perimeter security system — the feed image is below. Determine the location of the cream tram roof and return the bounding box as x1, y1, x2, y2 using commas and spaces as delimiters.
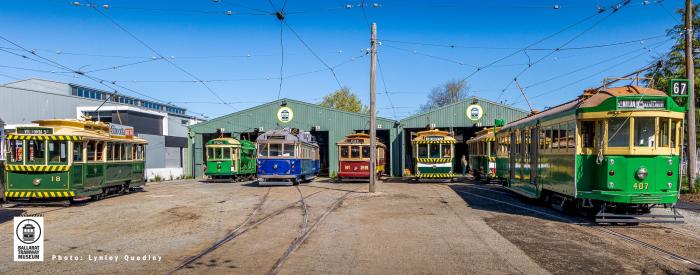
412, 129, 456, 144
7, 119, 147, 144
501, 86, 668, 131
206, 137, 241, 147
337, 133, 387, 148
466, 127, 499, 144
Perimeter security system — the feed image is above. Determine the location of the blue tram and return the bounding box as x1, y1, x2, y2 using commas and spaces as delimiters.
255, 128, 320, 186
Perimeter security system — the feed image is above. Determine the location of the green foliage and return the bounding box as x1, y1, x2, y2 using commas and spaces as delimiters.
330, 171, 338, 181
644, 5, 700, 144
153, 175, 162, 182
319, 87, 369, 114
419, 79, 469, 112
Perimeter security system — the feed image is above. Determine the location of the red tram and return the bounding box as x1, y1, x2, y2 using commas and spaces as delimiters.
336, 133, 386, 180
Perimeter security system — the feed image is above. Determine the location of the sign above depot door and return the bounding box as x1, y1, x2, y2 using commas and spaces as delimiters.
466, 104, 483, 121
277, 106, 294, 124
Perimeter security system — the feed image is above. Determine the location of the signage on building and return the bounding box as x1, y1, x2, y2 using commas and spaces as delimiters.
617, 100, 666, 109
16, 127, 53, 135
466, 104, 484, 121
109, 123, 134, 138
277, 107, 294, 124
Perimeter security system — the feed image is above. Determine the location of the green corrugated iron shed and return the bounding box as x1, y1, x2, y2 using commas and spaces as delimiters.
187, 98, 400, 177
187, 96, 528, 178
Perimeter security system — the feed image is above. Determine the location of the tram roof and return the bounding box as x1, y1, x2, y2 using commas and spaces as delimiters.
336, 133, 387, 148
10, 119, 147, 144
412, 129, 456, 143
466, 127, 498, 144
206, 137, 241, 146
256, 128, 316, 145
500, 86, 668, 130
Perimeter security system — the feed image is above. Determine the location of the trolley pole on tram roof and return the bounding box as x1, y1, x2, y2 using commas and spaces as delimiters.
685, 0, 697, 192
369, 22, 377, 193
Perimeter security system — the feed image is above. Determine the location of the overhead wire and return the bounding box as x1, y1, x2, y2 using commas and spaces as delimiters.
282, 20, 343, 89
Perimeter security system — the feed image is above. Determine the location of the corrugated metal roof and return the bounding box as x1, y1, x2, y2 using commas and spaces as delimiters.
399, 96, 528, 128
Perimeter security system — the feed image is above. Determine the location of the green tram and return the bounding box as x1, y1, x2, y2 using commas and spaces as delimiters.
4, 119, 147, 203
494, 86, 685, 223
466, 127, 498, 180
412, 129, 456, 180
204, 137, 256, 181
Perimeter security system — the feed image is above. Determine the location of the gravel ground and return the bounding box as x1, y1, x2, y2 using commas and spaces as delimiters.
0, 179, 546, 274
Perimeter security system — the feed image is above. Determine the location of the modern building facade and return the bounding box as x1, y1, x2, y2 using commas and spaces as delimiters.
0, 78, 201, 180
187, 97, 528, 178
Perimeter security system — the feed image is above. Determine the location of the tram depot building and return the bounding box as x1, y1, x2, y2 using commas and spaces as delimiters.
187, 98, 528, 178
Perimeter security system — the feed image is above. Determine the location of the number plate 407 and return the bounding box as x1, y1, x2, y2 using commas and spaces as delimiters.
633, 182, 649, 190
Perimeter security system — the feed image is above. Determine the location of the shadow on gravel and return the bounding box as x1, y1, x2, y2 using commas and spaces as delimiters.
0, 209, 25, 223
448, 183, 571, 224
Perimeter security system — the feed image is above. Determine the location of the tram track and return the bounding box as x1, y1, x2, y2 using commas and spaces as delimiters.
168, 187, 327, 273
453, 183, 700, 269
268, 186, 360, 275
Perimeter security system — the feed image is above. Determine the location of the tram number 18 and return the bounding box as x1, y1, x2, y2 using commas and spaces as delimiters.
633, 182, 649, 190
51, 176, 61, 182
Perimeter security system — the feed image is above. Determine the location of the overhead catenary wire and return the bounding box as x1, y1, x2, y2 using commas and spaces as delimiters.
282, 20, 343, 89
84, 2, 238, 110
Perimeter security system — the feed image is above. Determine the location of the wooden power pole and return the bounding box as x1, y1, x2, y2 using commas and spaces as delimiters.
369, 22, 377, 193
686, 0, 697, 192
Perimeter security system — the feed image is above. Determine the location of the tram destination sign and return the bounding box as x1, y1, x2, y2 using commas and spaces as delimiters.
16, 127, 53, 135
617, 100, 665, 110
109, 123, 134, 138
425, 136, 445, 141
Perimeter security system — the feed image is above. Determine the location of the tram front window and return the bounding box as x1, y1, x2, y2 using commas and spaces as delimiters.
634, 117, 656, 147
659, 119, 670, 147
362, 146, 370, 158
340, 146, 349, 158
7, 140, 23, 163
442, 145, 452, 158
671, 120, 679, 147
257, 144, 268, 157
73, 142, 84, 162
351, 146, 360, 158
607, 118, 630, 147
269, 144, 282, 157
48, 141, 67, 163
417, 144, 428, 158
429, 144, 440, 158
27, 140, 46, 164
282, 144, 295, 157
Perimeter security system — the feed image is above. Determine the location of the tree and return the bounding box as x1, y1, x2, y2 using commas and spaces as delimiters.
644, 5, 700, 191
319, 87, 369, 114
419, 79, 469, 112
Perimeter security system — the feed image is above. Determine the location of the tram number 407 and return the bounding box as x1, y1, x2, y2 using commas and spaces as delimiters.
633, 182, 649, 190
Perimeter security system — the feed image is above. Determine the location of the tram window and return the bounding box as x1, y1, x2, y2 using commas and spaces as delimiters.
107, 143, 114, 161
362, 146, 370, 158
213, 147, 224, 159
634, 117, 655, 147
430, 144, 440, 158
283, 144, 295, 157
581, 121, 595, 148
126, 144, 133, 160
257, 144, 268, 157
48, 141, 67, 163
27, 140, 46, 164
543, 127, 551, 150
269, 144, 282, 157
340, 146, 349, 158
96, 142, 105, 161
671, 120, 679, 148
72, 142, 84, 162
659, 119, 670, 147
608, 118, 630, 147
568, 121, 576, 149
417, 144, 428, 158
87, 141, 96, 161
351, 146, 360, 158
443, 144, 452, 158
8, 140, 23, 162
551, 125, 560, 149
121, 144, 127, 160
136, 144, 144, 160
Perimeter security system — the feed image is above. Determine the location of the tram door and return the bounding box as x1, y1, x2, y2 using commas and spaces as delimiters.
509, 131, 516, 180
530, 127, 538, 185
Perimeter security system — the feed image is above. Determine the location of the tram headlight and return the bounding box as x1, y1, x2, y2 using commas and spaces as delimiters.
667, 159, 673, 165
609, 159, 614, 165
636, 167, 648, 180
32, 178, 41, 186
608, 181, 615, 188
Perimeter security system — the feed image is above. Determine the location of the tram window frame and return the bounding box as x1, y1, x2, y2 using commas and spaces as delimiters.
581, 121, 596, 149
282, 144, 295, 157
671, 119, 680, 148
659, 118, 670, 148
72, 141, 84, 163
7, 139, 24, 163
443, 144, 452, 158
417, 144, 428, 158
429, 144, 441, 158
257, 144, 268, 157
362, 146, 370, 159
340, 146, 349, 158
634, 117, 656, 148
107, 143, 114, 161
551, 124, 560, 149
607, 117, 630, 147
351, 145, 361, 158
567, 121, 576, 149
47, 140, 68, 164
126, 144, 133, 160
27, 140, 46, 165
269, 143, 282, 157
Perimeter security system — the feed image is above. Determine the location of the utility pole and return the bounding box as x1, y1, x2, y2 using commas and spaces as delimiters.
686, 0, 697, 192
369, 22, 377, 193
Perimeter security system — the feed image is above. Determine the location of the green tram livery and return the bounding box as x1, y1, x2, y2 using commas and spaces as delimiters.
412, 129, 456, 180
466, 127, 498, 180
494, 86, 685, 223
204, 137, 256, 181
4, 119, 147, 203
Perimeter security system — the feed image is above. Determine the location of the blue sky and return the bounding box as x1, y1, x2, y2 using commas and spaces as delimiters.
0, 0, 687, 119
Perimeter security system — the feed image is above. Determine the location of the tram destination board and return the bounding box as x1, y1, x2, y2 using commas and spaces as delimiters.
617, 99, 665, 110
16, 127, 53, 135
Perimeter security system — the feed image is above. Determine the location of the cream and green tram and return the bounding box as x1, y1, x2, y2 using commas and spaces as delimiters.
412, 129, 456, 180
4, 119, 147, 203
